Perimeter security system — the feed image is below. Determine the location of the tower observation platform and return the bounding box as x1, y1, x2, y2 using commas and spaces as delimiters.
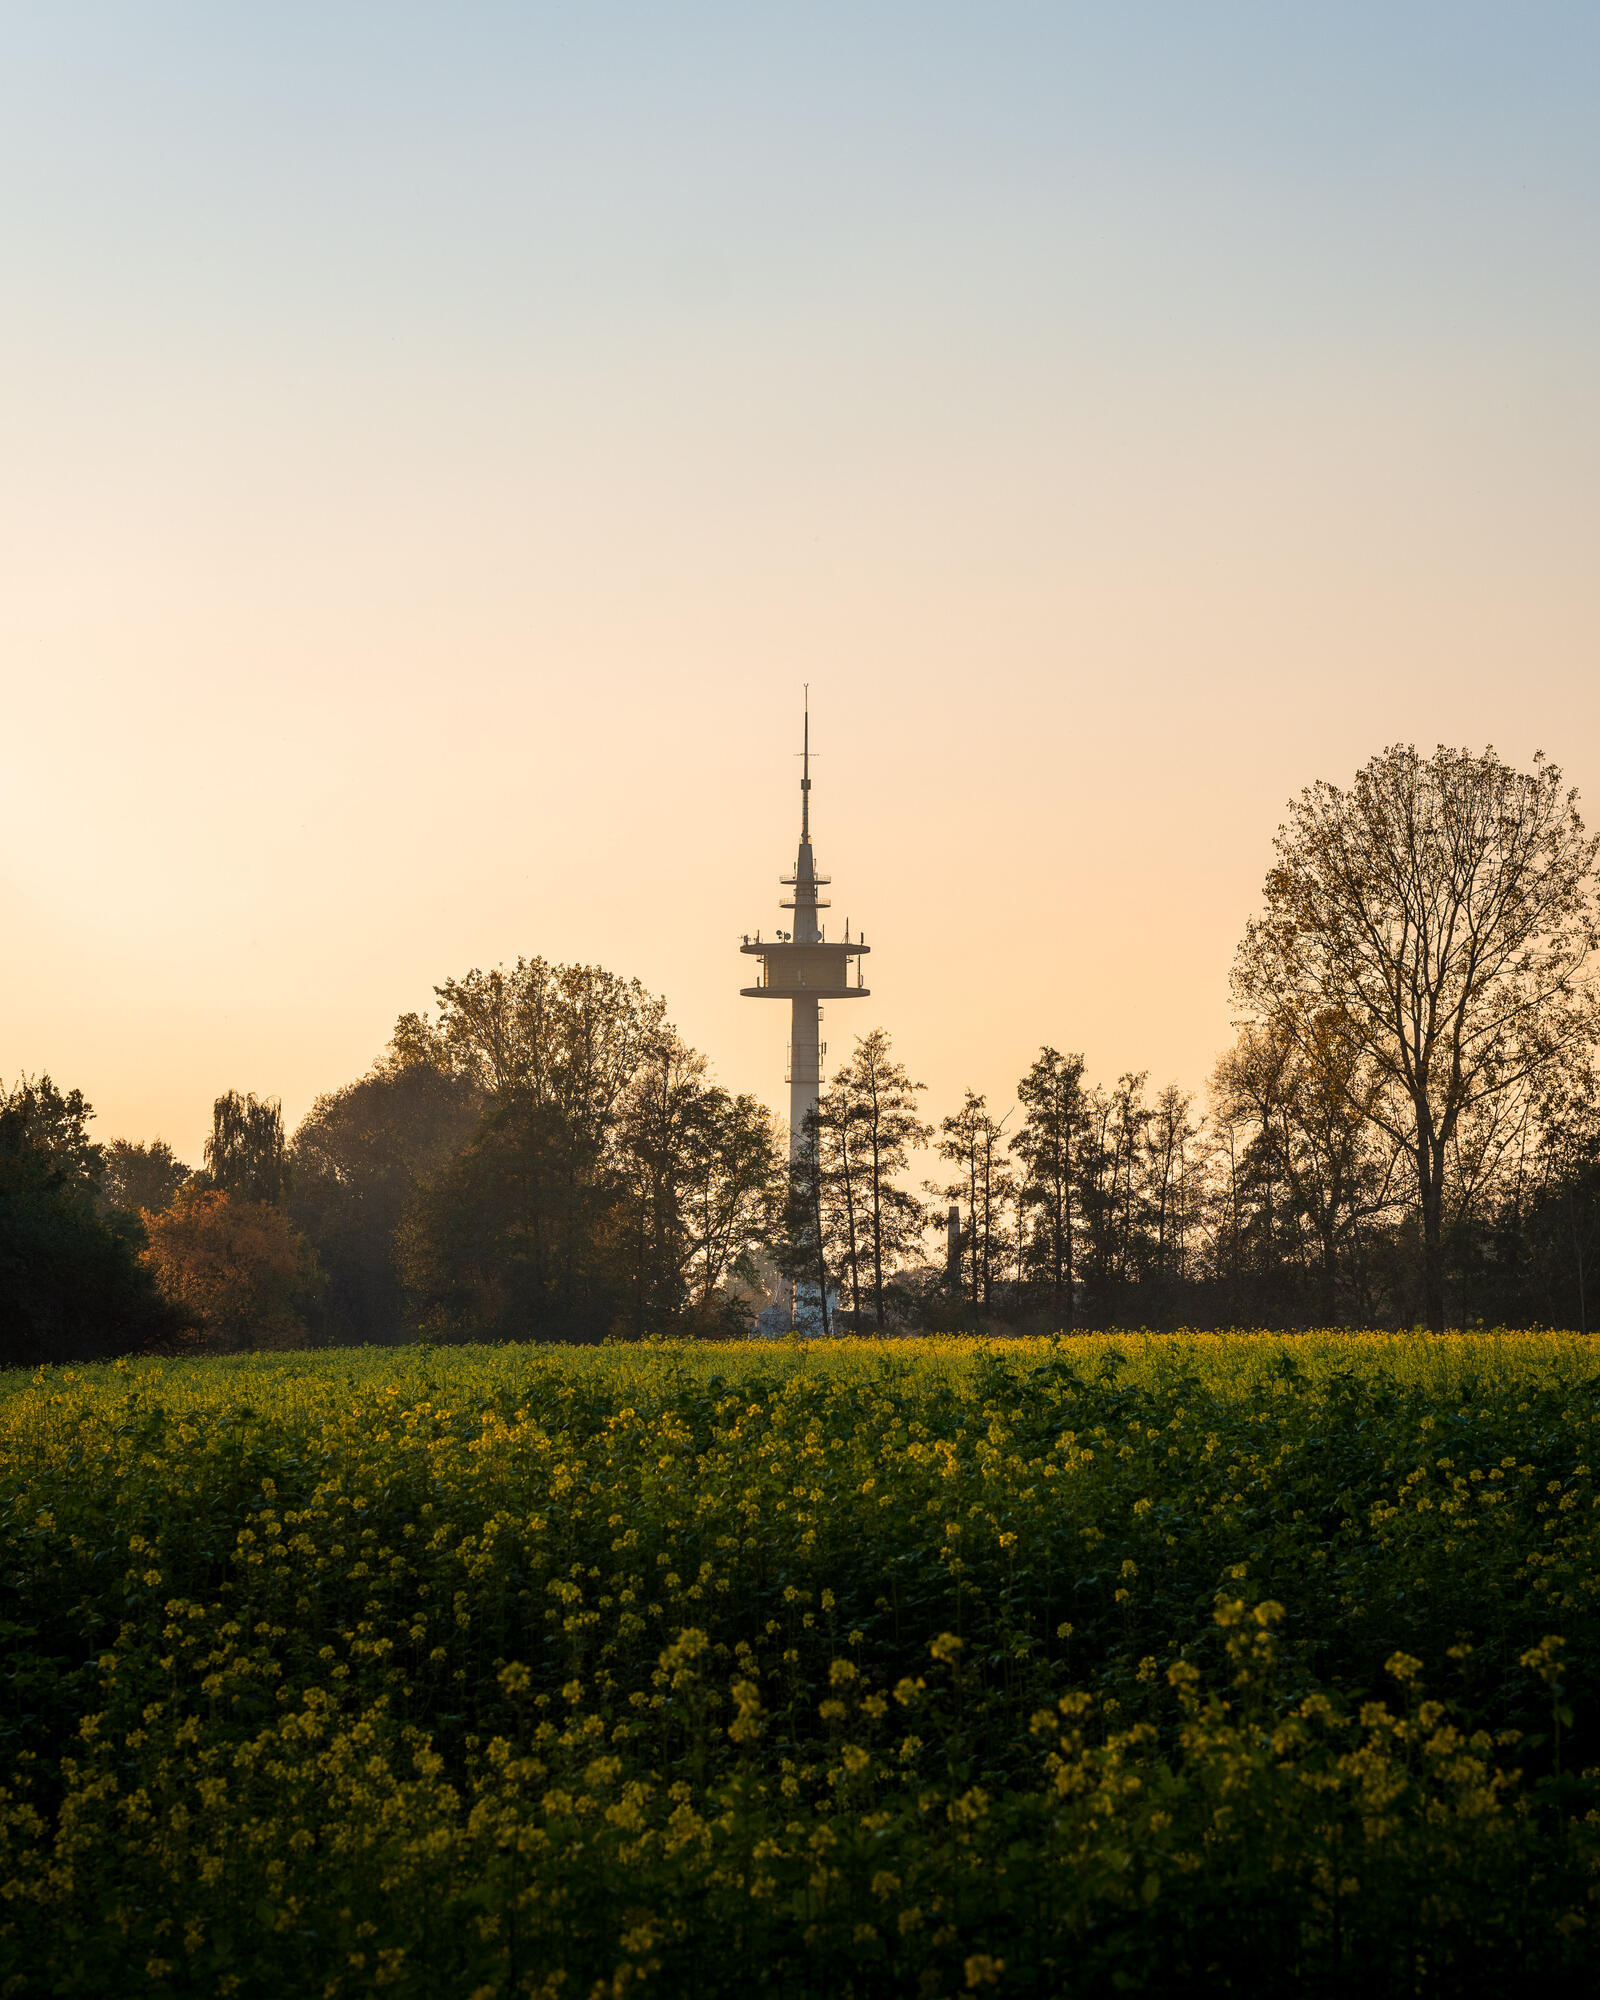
740, 699, 869, 1157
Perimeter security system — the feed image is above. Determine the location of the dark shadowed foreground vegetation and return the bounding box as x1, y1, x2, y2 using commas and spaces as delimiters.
5, 1333, 1600, 1996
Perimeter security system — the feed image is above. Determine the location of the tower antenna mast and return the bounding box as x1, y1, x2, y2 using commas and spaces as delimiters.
740, 690, 871, 1328
801, 683, 810, 841
739, 690, 871, 1165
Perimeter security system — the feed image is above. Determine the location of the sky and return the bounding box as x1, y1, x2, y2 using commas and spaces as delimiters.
3, 2, 1598, 1164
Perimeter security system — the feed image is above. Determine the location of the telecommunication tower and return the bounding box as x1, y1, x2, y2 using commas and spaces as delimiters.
740, 698, 870, 1155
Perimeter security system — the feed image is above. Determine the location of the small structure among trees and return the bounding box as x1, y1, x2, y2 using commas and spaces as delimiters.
10, 743, 1600, 1351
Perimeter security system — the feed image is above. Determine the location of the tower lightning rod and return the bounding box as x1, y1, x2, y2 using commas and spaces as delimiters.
801, 683, 810, 841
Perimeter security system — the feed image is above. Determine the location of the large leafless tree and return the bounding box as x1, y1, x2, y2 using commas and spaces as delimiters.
1233, 744, 1600, 1333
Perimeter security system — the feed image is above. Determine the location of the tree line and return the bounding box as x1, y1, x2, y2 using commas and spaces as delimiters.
1, 961, 784, 1362
771, 744, 1600, 1337
4, 741, 1598, 1359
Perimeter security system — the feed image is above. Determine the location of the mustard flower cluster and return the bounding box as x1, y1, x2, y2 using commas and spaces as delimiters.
2, 1331, 1600, 1996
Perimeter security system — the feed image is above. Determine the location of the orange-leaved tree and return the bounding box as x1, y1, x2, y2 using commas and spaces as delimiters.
142, 1186, 321, 1351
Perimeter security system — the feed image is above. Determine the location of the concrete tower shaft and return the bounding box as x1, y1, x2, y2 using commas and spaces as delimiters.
740, 700, 870, 1158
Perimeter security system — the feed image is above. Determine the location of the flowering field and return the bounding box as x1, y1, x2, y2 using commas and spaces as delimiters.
4, 1332, 1600, 1997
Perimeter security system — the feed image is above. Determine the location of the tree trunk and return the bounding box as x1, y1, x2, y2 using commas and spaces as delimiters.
967, 1140, 981, 1310
869, 1129, 886, 1328
1418, 1140, 1446, 1334
813, 1160, 830, 1335
839, 1129, 862, 1324
1321, 1228, 1339, 1328
979, 1147, 993, 1313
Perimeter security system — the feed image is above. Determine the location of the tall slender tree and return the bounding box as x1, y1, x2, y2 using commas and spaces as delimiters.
1077, 1073, 1151, 1295
821, 1030, 929, 1326
1012, 1047, 1086, 1324
1146, 1083, 1200, 1282
813, 1077, 868, 1323
934, 1091, 1012, 1314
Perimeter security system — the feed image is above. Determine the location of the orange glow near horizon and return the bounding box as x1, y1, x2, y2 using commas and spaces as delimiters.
3, 7, 1598, 1164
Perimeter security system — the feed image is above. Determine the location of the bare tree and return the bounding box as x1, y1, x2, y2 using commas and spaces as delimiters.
1234, 745, 1600, 1333
1210, 1015, 1402, 1320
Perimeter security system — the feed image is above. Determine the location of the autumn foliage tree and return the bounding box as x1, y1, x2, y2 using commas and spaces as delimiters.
142, 1186, 321, 1352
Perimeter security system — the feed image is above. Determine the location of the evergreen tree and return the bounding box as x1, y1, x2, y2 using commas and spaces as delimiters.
819, 1030, 929, 1327
1077, 1073, 1151, 1302
934, 1090, 1012, 1314
1012, 1047, 1086, 1324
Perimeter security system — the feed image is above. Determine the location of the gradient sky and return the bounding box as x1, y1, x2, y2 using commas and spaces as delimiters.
3, 2, 1598, 1164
